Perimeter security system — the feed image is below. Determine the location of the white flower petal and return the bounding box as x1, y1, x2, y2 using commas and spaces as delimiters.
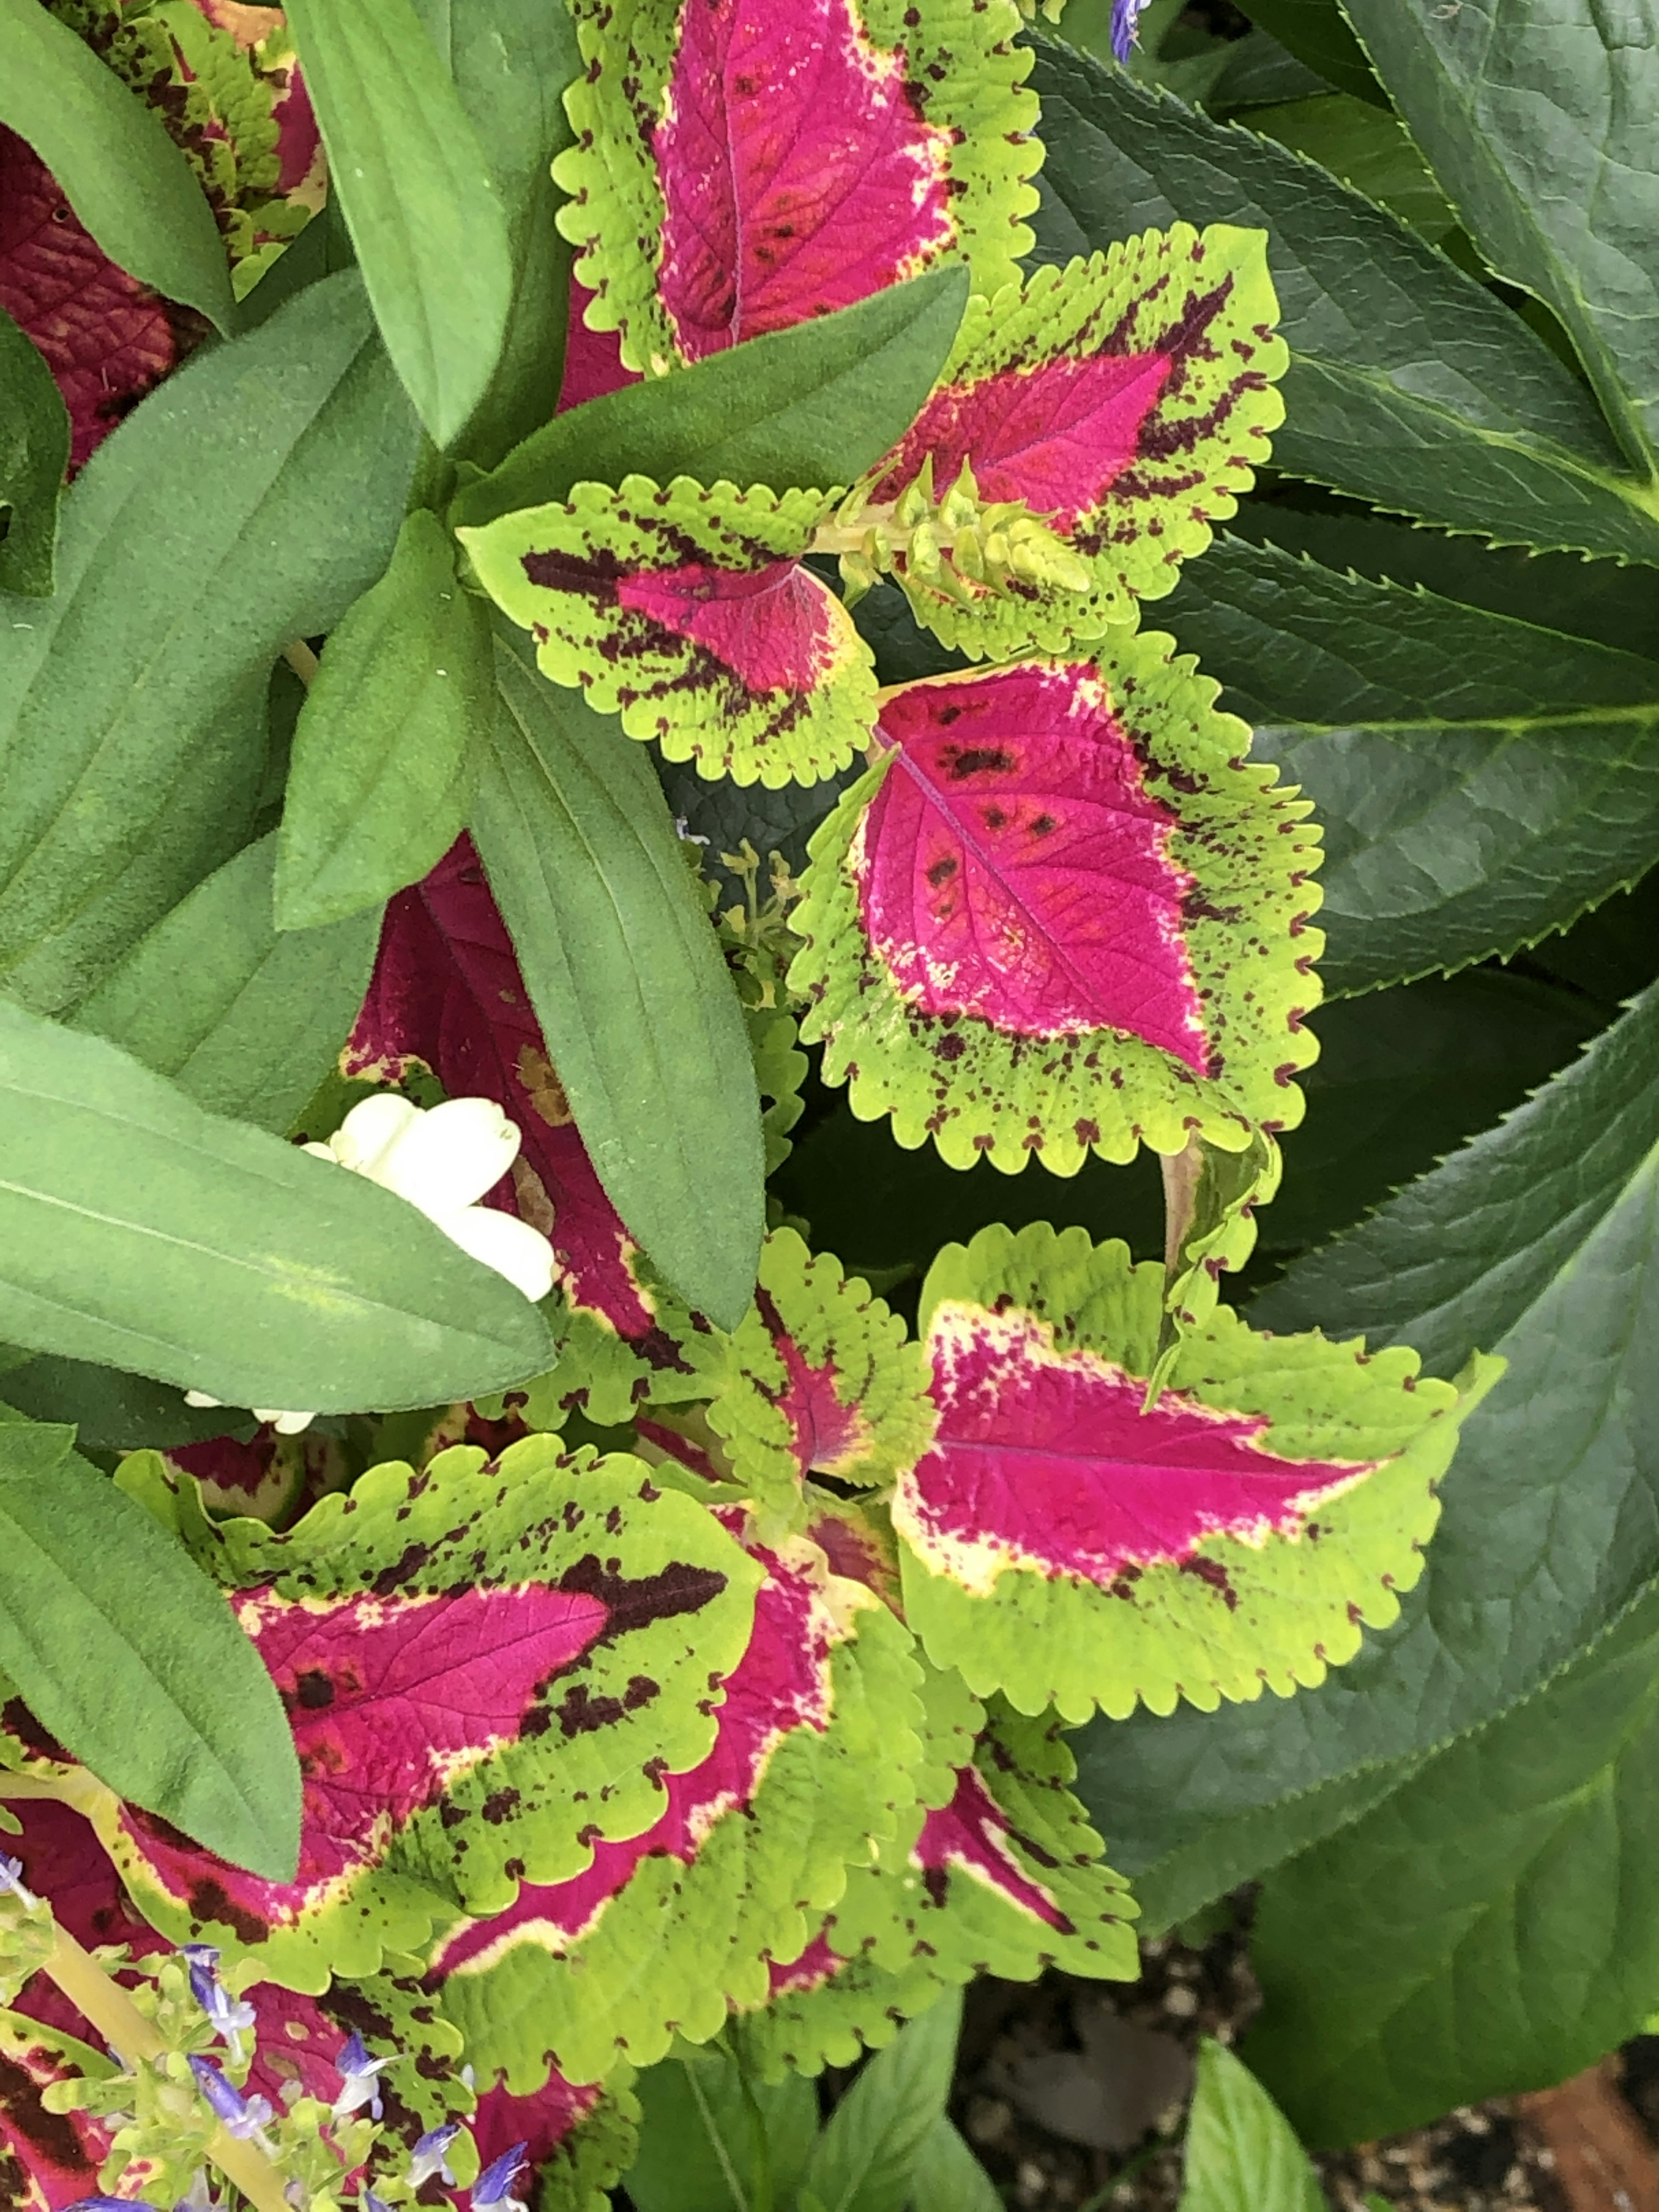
254, 1408, 315, 1434
184, 1390, 222, 1410
331, 1092, 421, 1179
372, 1098, 522, 1217
436, 1205, 556, 1304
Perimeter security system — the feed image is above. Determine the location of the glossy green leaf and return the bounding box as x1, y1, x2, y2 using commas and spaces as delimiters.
469, 630, 763, 1327
908, 2120, 1002, 2212
1027, 36, 1659, 560
624, 2050, 818, 2212
1073, 980, 1659, 1932
0, 1357, 249, 1452
1225, 0, 1384, 102
0, 272, 418, 1018
0, 0, 235, 331
1243, 93, 1457, 243
429, 0, 580, 469
1247, 1584, 1659, 2145
1177, 2040, 1324, 2211
277, 512, 492, 927
450, 267, 969, 530
1160, 534, 1659, 993
1340, 0, 1659, 477
0, 304, 69, 598
0, 1416, 300, 1878
76, 835, 380, 1134
283, 0, 513, 449
0, 996, 552, 1412
800, 1995, 963, 2212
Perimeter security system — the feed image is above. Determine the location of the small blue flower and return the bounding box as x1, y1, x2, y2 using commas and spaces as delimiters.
1110, 0, 1150, 58
64, 2200, 163, 2212
471, 2143, 529, 2212
332, 2030, 393, 2121
181, 1945, 257, 2064
0, 1853, 37, 1907
407, 2125, 461, 2190
188, 2055, 273, 2141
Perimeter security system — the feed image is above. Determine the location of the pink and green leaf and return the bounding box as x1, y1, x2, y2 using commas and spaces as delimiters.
789, 639, 1324, 1173
90, 1441, 760, 1988
896, 1222, 1504, 1722
698, 1228, 937, 1528
421, 1520, 924, 2087
554, 0, 1039, 375
459, 478, 877, 788
865, 226, 1288, 657
0, 2007, 127, 2212
1149, 1131, 1282, 1400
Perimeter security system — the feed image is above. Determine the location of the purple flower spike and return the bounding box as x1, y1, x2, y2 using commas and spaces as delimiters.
332, 2029, 392, 2120
181, 1943, 256, 2062
471, 2143, 529, 2212
188, 2055, 274, 2141
407, 2124, 460, 2190
65, 2201, 164, 2212
1110, 0, 1150, 58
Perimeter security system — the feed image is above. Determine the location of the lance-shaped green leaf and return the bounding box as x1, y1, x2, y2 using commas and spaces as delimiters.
470, 636, 763, 1327
698, 1229, 938, 1529
0, 998, 552, 1415
0, 1417, 302, 1878
77, 1440, 759, 1987
1162, 535, 1659, 997
0, 0, 235, 332
1026, 37, 1659, 562
796, 1991, 961, 2212
1179, 2040, 1326, 2212
626, 2046, 817, 2212
555, 0, 1038, 378
408, 1517, 923, 2086
462, 477, 876, 789
451, 269, 971, 529
1338, 0, 1659, 479
282, 0, 512, 448
1246, 1581, 1659, 2147
1066, 979, 1659, 1937
1219, 0, 1383, 104
896, 1222, 1498, 1723
789, 639, 1324, 1176
737, 1698, 1138, 2079
277, 512, 493, 928
74, 835, 380, 1135
864, 224, 1287, 659
0, 272, 418, 1018
0, 302, 69, 597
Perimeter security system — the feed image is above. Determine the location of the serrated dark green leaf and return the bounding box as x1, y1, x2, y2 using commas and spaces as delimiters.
799, 1996, 962, 2212
1072, 980, 1659, 1932
283, 0, 512, 448
429, 0, 579, 470
1228, 0, 1385, 102
277, 512, 492, 927
0, 0, 235, 332
624, 2050, 818, 2212
1159, 534, 1659, 992
0, 304, 69, 598
469, 629, 763, 1327
1242, 93, 1457, 243
0, 1420, 300, 1878
1339, 0, 1659, 478
1177, 2040, 1325, 2211
450, 267, 969, 529
76, 835, 379, 1134
1027, 36, 1659, 559
0, 272, 417, 1018
1247, 1585, 1659, 2145
0, 996, 552, 1412
0, 1355, 249, 1452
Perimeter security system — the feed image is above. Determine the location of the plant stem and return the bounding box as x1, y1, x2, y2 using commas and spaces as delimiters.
282, 638, 320, 685
40, 1922, 292, 2212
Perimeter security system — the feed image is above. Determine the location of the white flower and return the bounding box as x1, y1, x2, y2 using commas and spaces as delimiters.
185, 1094, 556, 1434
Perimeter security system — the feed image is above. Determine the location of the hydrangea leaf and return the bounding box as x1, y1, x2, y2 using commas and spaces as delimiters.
789, 639, 1324, 1174
736, 1701, 1137, 2078
347, 839, 706, 1425
554, 0, 1038, 375
0, 2006, 127, 2212
460, 477, 877, 788
1148, 1131, 1283, 1399
897, 1222, 1502, 1723
866, 226, 1287, 658
700, 1229, 938, 1529
86, 1440, 761, 1990
416, 1520, 924, 2087
0, 123, 174, 471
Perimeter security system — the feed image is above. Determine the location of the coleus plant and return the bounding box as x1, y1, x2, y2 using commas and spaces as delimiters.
9, 0, 1648, 2191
